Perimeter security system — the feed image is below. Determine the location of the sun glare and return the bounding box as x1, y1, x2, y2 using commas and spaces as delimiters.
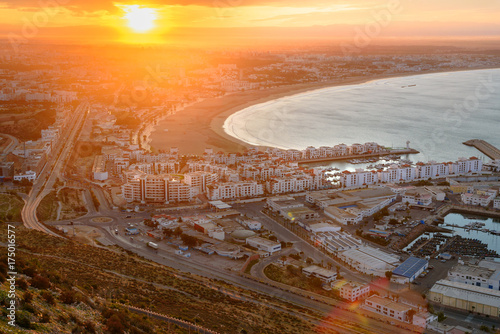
123, 5, 157, 33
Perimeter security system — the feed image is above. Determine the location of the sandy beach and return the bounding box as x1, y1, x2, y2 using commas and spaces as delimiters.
148, 67, 498, 155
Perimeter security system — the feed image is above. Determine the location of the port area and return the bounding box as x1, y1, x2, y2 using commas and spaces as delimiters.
463, 139, 500, 160
388, 203, 500, 258
297, 148, 419, 164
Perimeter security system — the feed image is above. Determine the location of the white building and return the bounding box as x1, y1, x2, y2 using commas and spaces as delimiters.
402, 189, 433, 206
340, 282, 370, 302
494, 197, 500, 209
13, 170, 36, 182
302, 265, 337, 283
461, 190, 497, 207
447, 264, 500, 290
121, 171, 195, 203
340, 169, 378, 188
416, 161, 450, 179
364, 296, 413, 323
246, 236, 281, 255
207, 181, 263, 200
184, 171, 218, 195
92, 155, 108, 181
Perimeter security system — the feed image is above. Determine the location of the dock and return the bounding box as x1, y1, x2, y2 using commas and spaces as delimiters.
463, 139, 500, 160
297, 148, 419, 164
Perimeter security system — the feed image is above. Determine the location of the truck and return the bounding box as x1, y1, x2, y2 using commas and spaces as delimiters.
147, 242, 158, 250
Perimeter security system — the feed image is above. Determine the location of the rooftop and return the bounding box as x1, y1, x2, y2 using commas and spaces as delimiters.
450, 264, 495, 279
303, 265, 336, 278
365, 295, 412, 313
393, 256, 428, 278
430, 280, 500, 308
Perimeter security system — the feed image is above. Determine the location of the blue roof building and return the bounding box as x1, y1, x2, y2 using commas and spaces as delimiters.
392, 256, 428, 283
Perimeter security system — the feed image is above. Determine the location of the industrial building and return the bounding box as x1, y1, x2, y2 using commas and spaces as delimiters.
92, 155, 108, 181
339, 245, 400, 277
312, 231, 362, 253
320, 188, 397, 225
429, 280, 500, 317
302, 265, 337, 283
448, 262, 500, 291
246, 236, 281, 255
392, 256, 429, 284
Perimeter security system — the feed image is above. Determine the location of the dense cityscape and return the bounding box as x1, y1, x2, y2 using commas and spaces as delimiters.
1, 2, 500, 333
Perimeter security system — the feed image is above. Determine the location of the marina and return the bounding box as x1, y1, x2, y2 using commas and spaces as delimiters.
403, 213, 500, 259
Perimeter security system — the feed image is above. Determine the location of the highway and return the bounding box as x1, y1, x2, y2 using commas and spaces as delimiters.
21, 100, 89, 237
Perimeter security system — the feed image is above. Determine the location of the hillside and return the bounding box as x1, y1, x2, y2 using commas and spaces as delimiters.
0, 224, 319, 333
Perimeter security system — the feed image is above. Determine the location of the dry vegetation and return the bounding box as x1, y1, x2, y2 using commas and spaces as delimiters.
0, 225, 317, 333
264, 264, 341, 300
37, 188, 87, 222
0, 192, 24, 222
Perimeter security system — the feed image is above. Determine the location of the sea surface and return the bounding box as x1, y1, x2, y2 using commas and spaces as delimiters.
224, 69, 500, 167
404, 213, 500, 255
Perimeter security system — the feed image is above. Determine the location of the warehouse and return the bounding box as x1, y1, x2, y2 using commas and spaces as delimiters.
429, 280, 500, 318
339, 245, 400, 277
302, 265, 337, 283
392, 256, 428, 284
246, 236, 281, 255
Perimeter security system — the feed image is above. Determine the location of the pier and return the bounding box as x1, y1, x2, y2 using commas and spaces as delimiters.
297, 148, 419, 164
463, 139, 500, 160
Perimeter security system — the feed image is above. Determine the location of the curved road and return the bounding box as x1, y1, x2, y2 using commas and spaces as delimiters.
21, 101, 89, 237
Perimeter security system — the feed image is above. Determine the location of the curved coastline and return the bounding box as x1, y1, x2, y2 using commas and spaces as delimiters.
149, 66, 500, 155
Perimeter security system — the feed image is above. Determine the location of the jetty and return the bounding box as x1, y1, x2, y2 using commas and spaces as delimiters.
298, 148, 419, 164
463, 139, 500, 160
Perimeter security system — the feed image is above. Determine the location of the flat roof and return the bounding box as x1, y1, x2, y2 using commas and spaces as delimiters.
284, 207, 315, 214
450, 264, 494, 279
303, 265, 336, 278
430, 280, 500, 308
247, 236, 280, 247
208, 200, 232, 209
366, 295, 412, 313
393, 257, 428, 278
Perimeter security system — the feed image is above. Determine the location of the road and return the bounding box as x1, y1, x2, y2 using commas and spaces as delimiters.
0, 132, 19, 162
85, 222, 416, 334
21, 100, 89, 237
42, 195, 418, 333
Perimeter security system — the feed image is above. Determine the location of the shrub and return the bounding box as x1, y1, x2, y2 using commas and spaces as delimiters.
41, 291, 56, 305
31, 275, 50, 289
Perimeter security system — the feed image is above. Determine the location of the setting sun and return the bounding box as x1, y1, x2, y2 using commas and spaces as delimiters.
123, 5, 157, 33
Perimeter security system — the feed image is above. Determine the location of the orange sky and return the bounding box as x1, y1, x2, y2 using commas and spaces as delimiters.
1, 0, 500, 46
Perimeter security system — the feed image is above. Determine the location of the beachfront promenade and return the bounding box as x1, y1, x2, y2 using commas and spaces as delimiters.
297, 148, 419, 164
463, 139, 500, 160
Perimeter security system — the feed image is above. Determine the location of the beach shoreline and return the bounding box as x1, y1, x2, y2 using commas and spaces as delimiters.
148, 66, 499, 155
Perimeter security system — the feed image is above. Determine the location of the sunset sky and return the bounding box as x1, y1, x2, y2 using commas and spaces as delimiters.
1, 0, 500, 46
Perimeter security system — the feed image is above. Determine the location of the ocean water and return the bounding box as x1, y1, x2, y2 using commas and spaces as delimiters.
224, 69, 500, 164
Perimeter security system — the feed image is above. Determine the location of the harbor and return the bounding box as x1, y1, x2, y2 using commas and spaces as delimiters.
463, 139, 500, 160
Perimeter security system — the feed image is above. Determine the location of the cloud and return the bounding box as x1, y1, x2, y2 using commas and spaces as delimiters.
0, 0, 376, 13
